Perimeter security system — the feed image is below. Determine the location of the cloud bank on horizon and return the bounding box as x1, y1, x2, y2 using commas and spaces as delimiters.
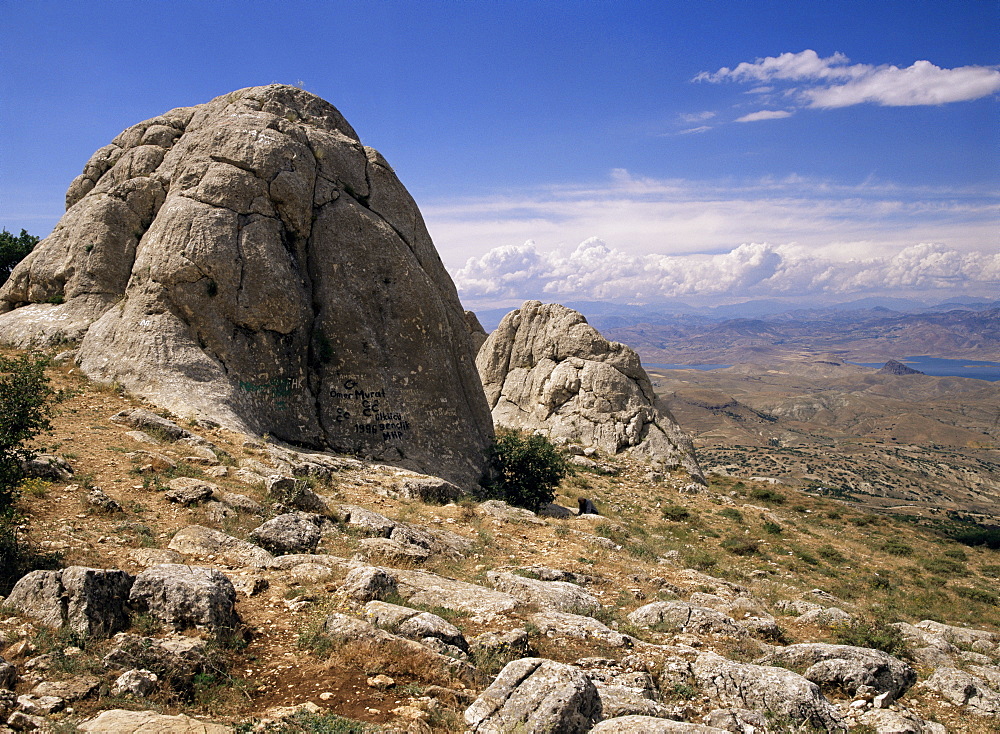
688, 50, 1000, 130
454, 238, 1000, 307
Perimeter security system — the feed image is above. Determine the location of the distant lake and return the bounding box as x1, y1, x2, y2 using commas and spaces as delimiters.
645, 363, 732, 371
849, 356, 1000, 381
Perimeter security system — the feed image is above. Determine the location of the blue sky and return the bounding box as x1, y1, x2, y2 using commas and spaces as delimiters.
2, 0, 997, 308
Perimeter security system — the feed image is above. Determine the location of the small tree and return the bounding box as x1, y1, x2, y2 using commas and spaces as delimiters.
0, 228, 39, 285
0, 353, 58, 593
482, 429, 568, 512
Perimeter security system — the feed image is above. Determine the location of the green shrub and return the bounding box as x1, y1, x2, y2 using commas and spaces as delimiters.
833, 615, 910, 658
0, 229, 39, 285
881, 538, 913, 557
720, 536, 760, 556
718, 507, 744, 524
817, 544, 845, 563
749, 487, 785, 504
1, 352, 59, 594
480, 429, 567, 512
762, 521, 783, 535
954, 586, 998, 606
661, 504, 691, 521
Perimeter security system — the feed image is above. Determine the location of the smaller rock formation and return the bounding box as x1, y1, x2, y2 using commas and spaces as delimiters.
477, 301, 702, 480
464, 657, 602, 733
5, 567, 133, 638
129, 564, 239, 631
879, 359, 924, 376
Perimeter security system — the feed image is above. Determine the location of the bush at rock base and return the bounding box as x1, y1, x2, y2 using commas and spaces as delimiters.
0, 352, 60, 594
479, 428, 567, 512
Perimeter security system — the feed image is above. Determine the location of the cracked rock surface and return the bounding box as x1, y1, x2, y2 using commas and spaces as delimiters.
0, 84, 492, 487
476, 300, 703, 479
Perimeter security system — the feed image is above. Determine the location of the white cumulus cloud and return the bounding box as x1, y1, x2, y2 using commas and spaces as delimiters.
696, 49, 1000, 112
453, 238, 1000, 307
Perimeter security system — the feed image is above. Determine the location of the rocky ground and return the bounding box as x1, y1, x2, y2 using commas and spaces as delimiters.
1, 353, 999, 732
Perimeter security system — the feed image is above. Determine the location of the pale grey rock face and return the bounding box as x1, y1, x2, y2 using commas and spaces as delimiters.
476, 301, 702, 479
691, 652, 846, 732
0, 85, 492, 488
464, 657, 601, 733
129, 564, 239, 631
0, 656, 16, 690
5, 567, 134, 638
759, 643, 917, 702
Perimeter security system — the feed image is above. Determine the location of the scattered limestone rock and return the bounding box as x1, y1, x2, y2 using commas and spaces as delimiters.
341, 566, 398, 602
0, 656, 16, 690
376, 474, 463, 503
21, 454, 73, 481
759, 643, 916, 702
5, 567, 133, 638
337, 504, 396, 536
249, 513, 322, 554
691, 651, 846, 732
469, 629, 531, 669
78, 708, 233, 733
477, 499, 546, 525
213, 490, 263, 515
487, 571, 601, 614
129, 564, 239, 631
576, 658, 673, 719
627, 601, 741, 636
168, 525, 274, 568
854, 707, 946, 734
463, 657, 601, 733
920, 666, 1000, 716
265, 476, 327, 513
86, 487, 123, 513
703, 708, 771, 733
915, 620, 997, 648
392, 568, 520, 617
591, 716, 727, 733
103, 634, 208, 687
476, 300, 703, 479
111, 669, 159, 697
110, 409, 194, 441
165, 477, 217, 505
364, 602, 468, 651
529, 611, 636, 649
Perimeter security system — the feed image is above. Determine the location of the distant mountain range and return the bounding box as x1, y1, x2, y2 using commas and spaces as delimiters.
473, 298, 1000, 363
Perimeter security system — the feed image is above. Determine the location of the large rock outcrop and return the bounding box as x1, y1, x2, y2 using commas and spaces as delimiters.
0, 85, 492, 486
476, 301, 702, 478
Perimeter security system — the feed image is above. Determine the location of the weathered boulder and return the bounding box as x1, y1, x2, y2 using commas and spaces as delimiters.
129, 564, 239, 631
576, 658, 673, 720
529, 611, 636, 649
476, 301, 702, 479
0, 85, 492, 488
249, 513, 322, 554
487, 571, 600, 614
340, 566, 398, 602
391, 568, 520, 617
0, 656, 16, 690
627, 601, 741, 636
759, 643, 916, 701
364, 601, 468, 651
920, 667, 1000, 716
164, 477, 217, 505
167, 525, 274, 568
376, 474, 463, 503
5, 566, 133, 638
21, 454, 73, 481
464, 657, 601, 733
111, 669, 159, 697
103, 633, 209, 688
692, 652, 845, 732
